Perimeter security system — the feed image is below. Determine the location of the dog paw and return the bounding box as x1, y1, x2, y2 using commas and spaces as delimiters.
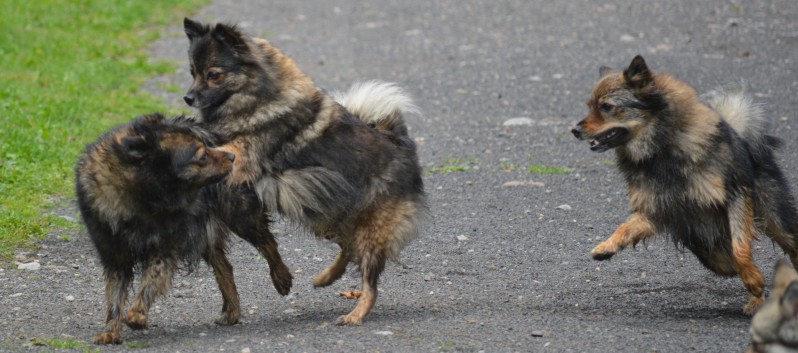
214, 311, 240, 326
313, 275, 334, 288
125, 310, 148, 330
93, 331, 122, 345
743, 296, 765, 316
591, 243, 617, 261
271, 267, 293, 296
334, 314, 363, 326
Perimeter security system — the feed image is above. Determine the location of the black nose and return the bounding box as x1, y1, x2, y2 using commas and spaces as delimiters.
183, 94, 195, 106
571, 125, 583, 139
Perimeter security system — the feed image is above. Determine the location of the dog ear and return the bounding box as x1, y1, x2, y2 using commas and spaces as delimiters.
119, 135, 150, 160
599, 66, 614, 77
773, 259, 798, 299
184, 18, 208, 41
623, 55, 654, 89
212, 23, 249, 55
780, 282, 798, 319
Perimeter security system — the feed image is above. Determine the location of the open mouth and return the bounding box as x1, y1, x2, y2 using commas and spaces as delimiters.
588, 127, 628, 152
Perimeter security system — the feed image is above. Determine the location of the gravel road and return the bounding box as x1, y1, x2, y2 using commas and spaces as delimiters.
3, 1, 798, 352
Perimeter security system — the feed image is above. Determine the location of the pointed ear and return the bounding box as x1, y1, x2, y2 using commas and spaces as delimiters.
599, 66, 614, 77
623, 55, 654, 89
119, 136, 149, 160
212, 23, 249, 54
184, 18, 208, 41
781, 281, 798, 318
773, 258, 798, 298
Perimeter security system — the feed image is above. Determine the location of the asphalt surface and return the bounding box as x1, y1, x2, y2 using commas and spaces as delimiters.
2, 1, 798, 352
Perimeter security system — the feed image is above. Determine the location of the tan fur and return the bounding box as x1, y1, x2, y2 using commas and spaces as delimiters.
574, 56, 798, 316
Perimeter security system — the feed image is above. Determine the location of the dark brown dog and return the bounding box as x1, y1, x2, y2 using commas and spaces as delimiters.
76, 114, 290, 344
183, 18, 428, 325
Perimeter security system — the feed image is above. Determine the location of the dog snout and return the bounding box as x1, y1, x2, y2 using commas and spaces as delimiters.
183, 93, 196, 107
571, 124, 583, 139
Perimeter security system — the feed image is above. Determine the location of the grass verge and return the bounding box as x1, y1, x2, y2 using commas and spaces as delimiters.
0, 0, 209, 261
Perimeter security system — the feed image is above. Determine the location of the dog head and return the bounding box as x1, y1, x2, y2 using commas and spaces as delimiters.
182, 18, 280, 122
748, 259, 798, 353
114, 113, 235, 190
571, 55, 667, 153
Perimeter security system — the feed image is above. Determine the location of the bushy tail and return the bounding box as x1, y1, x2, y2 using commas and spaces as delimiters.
703, 82, 773, 152
333, 81, 420, 136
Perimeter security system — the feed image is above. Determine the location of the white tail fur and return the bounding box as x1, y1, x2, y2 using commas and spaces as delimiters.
702, 82, 766, 147
332, 81, 420, 135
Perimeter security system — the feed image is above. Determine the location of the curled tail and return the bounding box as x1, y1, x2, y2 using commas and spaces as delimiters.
703, 82, 775, 153
333, 80, 420, 136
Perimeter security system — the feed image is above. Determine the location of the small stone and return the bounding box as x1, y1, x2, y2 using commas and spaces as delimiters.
501, 181, 545, 187
456, 235, 469, 241
502, 117, 534, 127
555, 204, 572, 211
241, 348, 251, 353
531, 330, 548, 337
65, 295, 75, 301
373, 330, 394, 336
620, 34, 635, 42
17, 262, 41, 271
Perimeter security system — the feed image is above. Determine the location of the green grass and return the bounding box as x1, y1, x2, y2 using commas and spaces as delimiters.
32, 338, 99, 352
0, 0, 209, 260
426, 157, 478, 174
528, 164, 570, 175
126, 340, 150, 349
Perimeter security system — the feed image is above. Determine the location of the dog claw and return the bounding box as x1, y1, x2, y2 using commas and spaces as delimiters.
743, 296, 764, 316
125, 310, 148, 330
334, 314, 363, 326
271, 267, 293, 296
592, 251, 615, 261
93, 331, 122, 345
214, 312, 240, 326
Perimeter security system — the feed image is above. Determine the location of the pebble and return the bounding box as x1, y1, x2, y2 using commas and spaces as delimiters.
65, 295, 75, 301
373, 330, 394, 336
241, 349, 251, 353
501, 181, 545, 187
555, 204, 572, 211
502, 117, 534, 127
456, 235, 469, 241
17, 262, 41, 271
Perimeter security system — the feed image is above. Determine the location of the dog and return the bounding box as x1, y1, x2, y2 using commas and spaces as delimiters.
747, 259, 798, 353
571, 55, 798, 315
183, 18, 427, 325
75, 113, 291, 344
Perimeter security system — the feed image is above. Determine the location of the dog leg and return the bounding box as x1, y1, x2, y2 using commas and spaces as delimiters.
731, 197, 766, 315
592, 213, 656, 260
205, 245, 241, 326
336, 250, 385, 326
126, 257, 176, 330
94, 267, 133, 345
227, 202, 293, 296
314, 243, 349, 288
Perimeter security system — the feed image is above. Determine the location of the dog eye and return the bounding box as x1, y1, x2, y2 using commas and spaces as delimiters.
206, 71, 220, 81
599, 103, 614, 112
